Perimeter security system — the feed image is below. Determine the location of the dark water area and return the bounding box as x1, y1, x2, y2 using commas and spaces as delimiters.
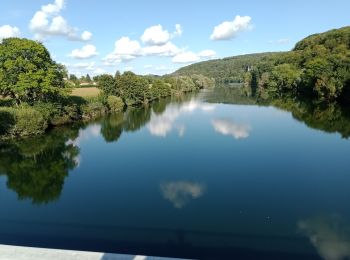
1, 88, 350, 259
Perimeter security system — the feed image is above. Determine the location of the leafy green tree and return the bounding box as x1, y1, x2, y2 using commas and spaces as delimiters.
116, 71, 150, 105
265, 64, 301, 96
0, 38, 66, 104
97, 74, 116, 96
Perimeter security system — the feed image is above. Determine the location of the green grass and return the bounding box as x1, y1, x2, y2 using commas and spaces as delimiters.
70, 87, 101, 98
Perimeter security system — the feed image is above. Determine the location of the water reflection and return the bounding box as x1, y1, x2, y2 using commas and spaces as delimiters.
204, 86, 350, 139
0, 126, 80, 204
148, 100, 215, 138
211, 118, 251, 139
160, 181, 206, 209
298, 215, 350, 260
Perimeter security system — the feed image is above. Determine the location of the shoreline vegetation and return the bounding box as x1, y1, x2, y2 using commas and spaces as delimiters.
175, 26, 350, 103
0, 38, 214, 139
1, 26, 349, 140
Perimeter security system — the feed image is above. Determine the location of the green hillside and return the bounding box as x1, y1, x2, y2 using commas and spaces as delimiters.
174, 52, 280, 84
175, 26, 350, 102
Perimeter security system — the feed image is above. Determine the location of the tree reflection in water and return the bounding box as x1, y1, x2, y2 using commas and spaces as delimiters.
0, 126, 81, 204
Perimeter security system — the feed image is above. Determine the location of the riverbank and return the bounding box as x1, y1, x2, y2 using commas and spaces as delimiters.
0, 74, 214, 140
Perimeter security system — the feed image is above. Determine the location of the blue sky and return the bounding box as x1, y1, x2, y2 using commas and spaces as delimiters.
0, 0, 349, 77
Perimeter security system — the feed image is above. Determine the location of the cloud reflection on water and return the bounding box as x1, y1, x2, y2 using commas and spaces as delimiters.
65, 124, 102, 167
298, 214, 350, 260
211, 118, 251, 139
148, 100, 215, 137
160, 181, 206, 209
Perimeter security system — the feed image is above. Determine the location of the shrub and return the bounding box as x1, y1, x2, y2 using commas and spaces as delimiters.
107, 96, 124, 112
0, 106, 48, 137
81, 101, 107, 120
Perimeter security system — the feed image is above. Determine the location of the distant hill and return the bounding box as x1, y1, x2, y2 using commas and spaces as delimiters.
173, 52, 280, 83
175, 26, 350, 102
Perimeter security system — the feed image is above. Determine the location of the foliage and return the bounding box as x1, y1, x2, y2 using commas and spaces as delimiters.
0, 106, 47, 137
106, 95, 124, 112
0, 127, 80, 203
251, 26, 350, 102
174, 52, 277, 83
97, 74, 116, 96
0, 38, 67, 104
116, 71, 150, 105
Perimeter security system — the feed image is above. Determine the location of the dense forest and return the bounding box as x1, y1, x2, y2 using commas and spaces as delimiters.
176, 26, 350, 103
174, 52, 278, 84
0, 38, 214, 139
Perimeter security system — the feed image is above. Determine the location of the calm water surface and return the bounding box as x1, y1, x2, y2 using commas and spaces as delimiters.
1, 88, 350, 259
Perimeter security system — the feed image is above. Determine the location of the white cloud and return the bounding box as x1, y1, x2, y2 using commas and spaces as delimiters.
103, 37, 142, 65
212, 118, 251, 139
160, 181, 205, 209
172, 24, 183, 37
172, 51, 200, 64
141, 24, 170, 46
81, 31, 92, 41
142, 41, 180, 57
29, 0, 92, 41
144, 64, 153, 69
69, 44, 98, 59
210, 15, 252, 41
0, 25, 21, 41
114, 37, 142, 56
198, 49, 216, 58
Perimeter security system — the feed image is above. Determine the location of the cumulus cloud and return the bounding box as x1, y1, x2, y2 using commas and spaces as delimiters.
211, 118, 251, 139
198, 49, 216, 58
141, 24, 183, 46
172, 51, 200, 63
103, 37, 142, 65
160, 181, 205, 209
172, 49, 217, 64
141, 24, 170, 46
298, 215, 350, 260
104, 23, 215, 67
29, 0, 92, 41
142, 41, 181, 57
210, 15, 252, 41
69, 44, 98, 59
0, 25, 21, 41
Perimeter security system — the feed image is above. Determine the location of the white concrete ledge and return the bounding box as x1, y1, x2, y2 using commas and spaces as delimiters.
0, 245, 188, 260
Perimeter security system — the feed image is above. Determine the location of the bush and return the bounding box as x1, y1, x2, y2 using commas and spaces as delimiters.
107, 96, 124, 112
81, 101, 107, 120
0, 110, 15, 135
0, 106, 48, 137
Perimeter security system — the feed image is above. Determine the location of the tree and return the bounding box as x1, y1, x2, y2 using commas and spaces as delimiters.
116, 71, 150, 105
98, 74, 116, 96
86, 74, 92, 83
0, 38, 66, 104
69, 74, 79, 86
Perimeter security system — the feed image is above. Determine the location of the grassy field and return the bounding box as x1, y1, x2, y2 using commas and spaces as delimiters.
70, 87, 101, 98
